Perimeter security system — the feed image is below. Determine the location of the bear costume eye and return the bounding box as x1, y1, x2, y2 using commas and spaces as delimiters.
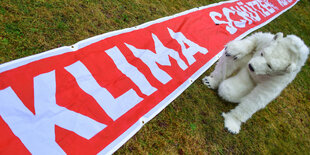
267, 64, 272, 69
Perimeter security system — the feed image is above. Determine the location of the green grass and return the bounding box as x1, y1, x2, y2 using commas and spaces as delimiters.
1, 0, 309, 154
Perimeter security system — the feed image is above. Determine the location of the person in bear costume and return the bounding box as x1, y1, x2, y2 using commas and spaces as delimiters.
202, 32, 309, 134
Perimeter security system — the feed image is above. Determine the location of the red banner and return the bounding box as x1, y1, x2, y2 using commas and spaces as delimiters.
0, 0, 298, 154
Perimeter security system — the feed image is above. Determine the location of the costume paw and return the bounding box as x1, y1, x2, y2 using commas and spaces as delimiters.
222, 112, 241, 134
202, 76, 218, 89
225, 41, 247, 60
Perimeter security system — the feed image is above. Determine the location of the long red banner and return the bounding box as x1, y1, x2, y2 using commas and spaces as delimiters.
0, 0, 298, 154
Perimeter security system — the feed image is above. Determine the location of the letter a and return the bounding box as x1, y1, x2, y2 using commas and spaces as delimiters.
168, 28, 208, 65
0, 70, 106, 154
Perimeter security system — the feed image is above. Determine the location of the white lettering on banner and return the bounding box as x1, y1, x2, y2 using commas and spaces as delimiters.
230, 4, 253, 25
105, 46, 157, 95
126, 33, 188, 84
168, 28, 208, 65
210, 8, 240, 34
241, 2, 262, 22
247, 0, 268, 17
257, 0, 278, 14
210, 0, 278, 34
277, 0, 293, 6
65, 61, 144, 121
0, 71, 106, 154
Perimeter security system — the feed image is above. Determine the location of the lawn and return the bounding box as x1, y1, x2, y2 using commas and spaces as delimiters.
0, 0, 309, 154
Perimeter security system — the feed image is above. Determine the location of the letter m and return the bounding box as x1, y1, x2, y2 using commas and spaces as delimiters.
0, 70, 106, 154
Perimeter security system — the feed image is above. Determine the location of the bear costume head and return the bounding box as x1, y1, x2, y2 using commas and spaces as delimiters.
248, 33, 308, 77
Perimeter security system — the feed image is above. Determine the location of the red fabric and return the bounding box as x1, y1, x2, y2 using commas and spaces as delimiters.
0, 0, 298, 154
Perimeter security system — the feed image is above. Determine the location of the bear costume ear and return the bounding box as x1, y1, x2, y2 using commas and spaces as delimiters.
274, 32, 283, 40
285, 35, 305, 62
286, 35, 304, 55
284, 35, 309, 73
286, 63, 297, 73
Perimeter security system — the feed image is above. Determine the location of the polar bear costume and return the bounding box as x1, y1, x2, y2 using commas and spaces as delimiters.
202, 32, 309, 134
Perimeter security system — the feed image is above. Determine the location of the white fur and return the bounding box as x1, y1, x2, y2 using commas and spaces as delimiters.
202, 32, 309, 134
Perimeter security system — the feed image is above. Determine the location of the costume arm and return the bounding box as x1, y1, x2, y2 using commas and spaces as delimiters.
225, 32, 275, 59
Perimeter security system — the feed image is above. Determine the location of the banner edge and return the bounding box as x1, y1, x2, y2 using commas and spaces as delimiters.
98, 0, 300, 154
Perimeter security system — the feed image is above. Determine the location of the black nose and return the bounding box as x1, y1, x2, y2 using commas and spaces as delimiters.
249, 64, 255, 72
